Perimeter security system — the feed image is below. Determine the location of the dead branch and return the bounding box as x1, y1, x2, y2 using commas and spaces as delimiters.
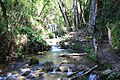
71, 65, 98, 79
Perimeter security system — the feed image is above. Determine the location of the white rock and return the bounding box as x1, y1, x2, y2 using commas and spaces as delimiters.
21, 68, 31, 73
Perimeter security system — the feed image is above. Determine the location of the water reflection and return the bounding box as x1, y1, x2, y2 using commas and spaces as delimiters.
88, 74, 97, 80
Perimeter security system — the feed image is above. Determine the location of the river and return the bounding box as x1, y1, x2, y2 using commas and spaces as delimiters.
0, 40, 98, 80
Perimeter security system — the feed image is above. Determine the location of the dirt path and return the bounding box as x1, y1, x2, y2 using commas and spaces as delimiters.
98, 40, 120, 72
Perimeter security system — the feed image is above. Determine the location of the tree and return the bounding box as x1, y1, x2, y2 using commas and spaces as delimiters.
88, 0, 97, 34
88, 0, 98, 56
73, 0, 79, 30
57, 0, 72, 31
78, 0, 88, 27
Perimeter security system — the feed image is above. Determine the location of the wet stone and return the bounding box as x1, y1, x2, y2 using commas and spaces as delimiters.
29, 58, 39, 65
6, 74, 17, 80
71, 65, 87, 72
22, 71, 31, 76
42, 61, 54, 72
27, 71, 43, 80
16, 76, 26, 80
0, 77, 6, 80
43, 66, 54, 72
42, 61, 54, 67
59, 64, 70, 72
36, 67, 43, 72
20, 68, 31, 77
102, 69, 113, 75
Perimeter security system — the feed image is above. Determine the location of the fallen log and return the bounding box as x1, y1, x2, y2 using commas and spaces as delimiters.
59, 53, 87, 57
81, 65, 98, 76
71, 65, 98, 79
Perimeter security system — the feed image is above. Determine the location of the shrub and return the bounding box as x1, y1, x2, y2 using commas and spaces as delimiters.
47, 33, 54, 39
107, 22, 120, 52
15, 27, 51, 54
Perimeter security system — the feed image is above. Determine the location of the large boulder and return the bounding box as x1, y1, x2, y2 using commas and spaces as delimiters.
102, 69, 113, 76
20, 68, 31, 77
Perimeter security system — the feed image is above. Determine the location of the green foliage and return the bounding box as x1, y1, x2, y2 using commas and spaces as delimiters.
83, 45, 92, 53
107, 22, 120, 52
47, 33, 54, 39
100, 61, 110, 69
16, 27, 50, 54
60, 37, 85, 52
0, 0, 53, 61
96, 0, 120, 53
83, 45, 98, 61
53, 29, 67, 37
59, 40, 67, 49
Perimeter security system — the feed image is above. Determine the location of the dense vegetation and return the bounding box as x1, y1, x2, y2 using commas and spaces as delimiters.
96, 0, 120, 51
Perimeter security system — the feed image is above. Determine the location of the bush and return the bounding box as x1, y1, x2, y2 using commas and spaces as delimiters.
59, 37, 85, 52
47, 33, 54, 39
107, 22, 120, 52
53, 29, 67, 37
15, 27, 51, 54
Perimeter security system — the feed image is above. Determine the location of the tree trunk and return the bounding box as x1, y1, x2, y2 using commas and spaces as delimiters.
78, 0, 87, 28
73, 0, 79, 31
81, 6, 86, 25
39, 0, 49, 16
57, 0, 72, 31
89, 0, 98, 56
77, 0, 82, 27
88, 0, 96, 34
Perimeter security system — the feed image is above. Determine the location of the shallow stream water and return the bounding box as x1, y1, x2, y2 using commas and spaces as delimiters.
0, 44, 98, 80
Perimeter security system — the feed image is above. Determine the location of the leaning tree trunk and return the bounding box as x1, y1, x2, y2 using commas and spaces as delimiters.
57, 0, 72, 31
73, 0, 79, 31
78, 0, 83, 28
39, 0, 49, 16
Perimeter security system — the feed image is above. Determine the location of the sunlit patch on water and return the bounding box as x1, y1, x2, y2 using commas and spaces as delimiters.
51, 45, 64, 52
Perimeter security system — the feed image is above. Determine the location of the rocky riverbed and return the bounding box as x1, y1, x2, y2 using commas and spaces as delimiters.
0, 40, 118, 80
